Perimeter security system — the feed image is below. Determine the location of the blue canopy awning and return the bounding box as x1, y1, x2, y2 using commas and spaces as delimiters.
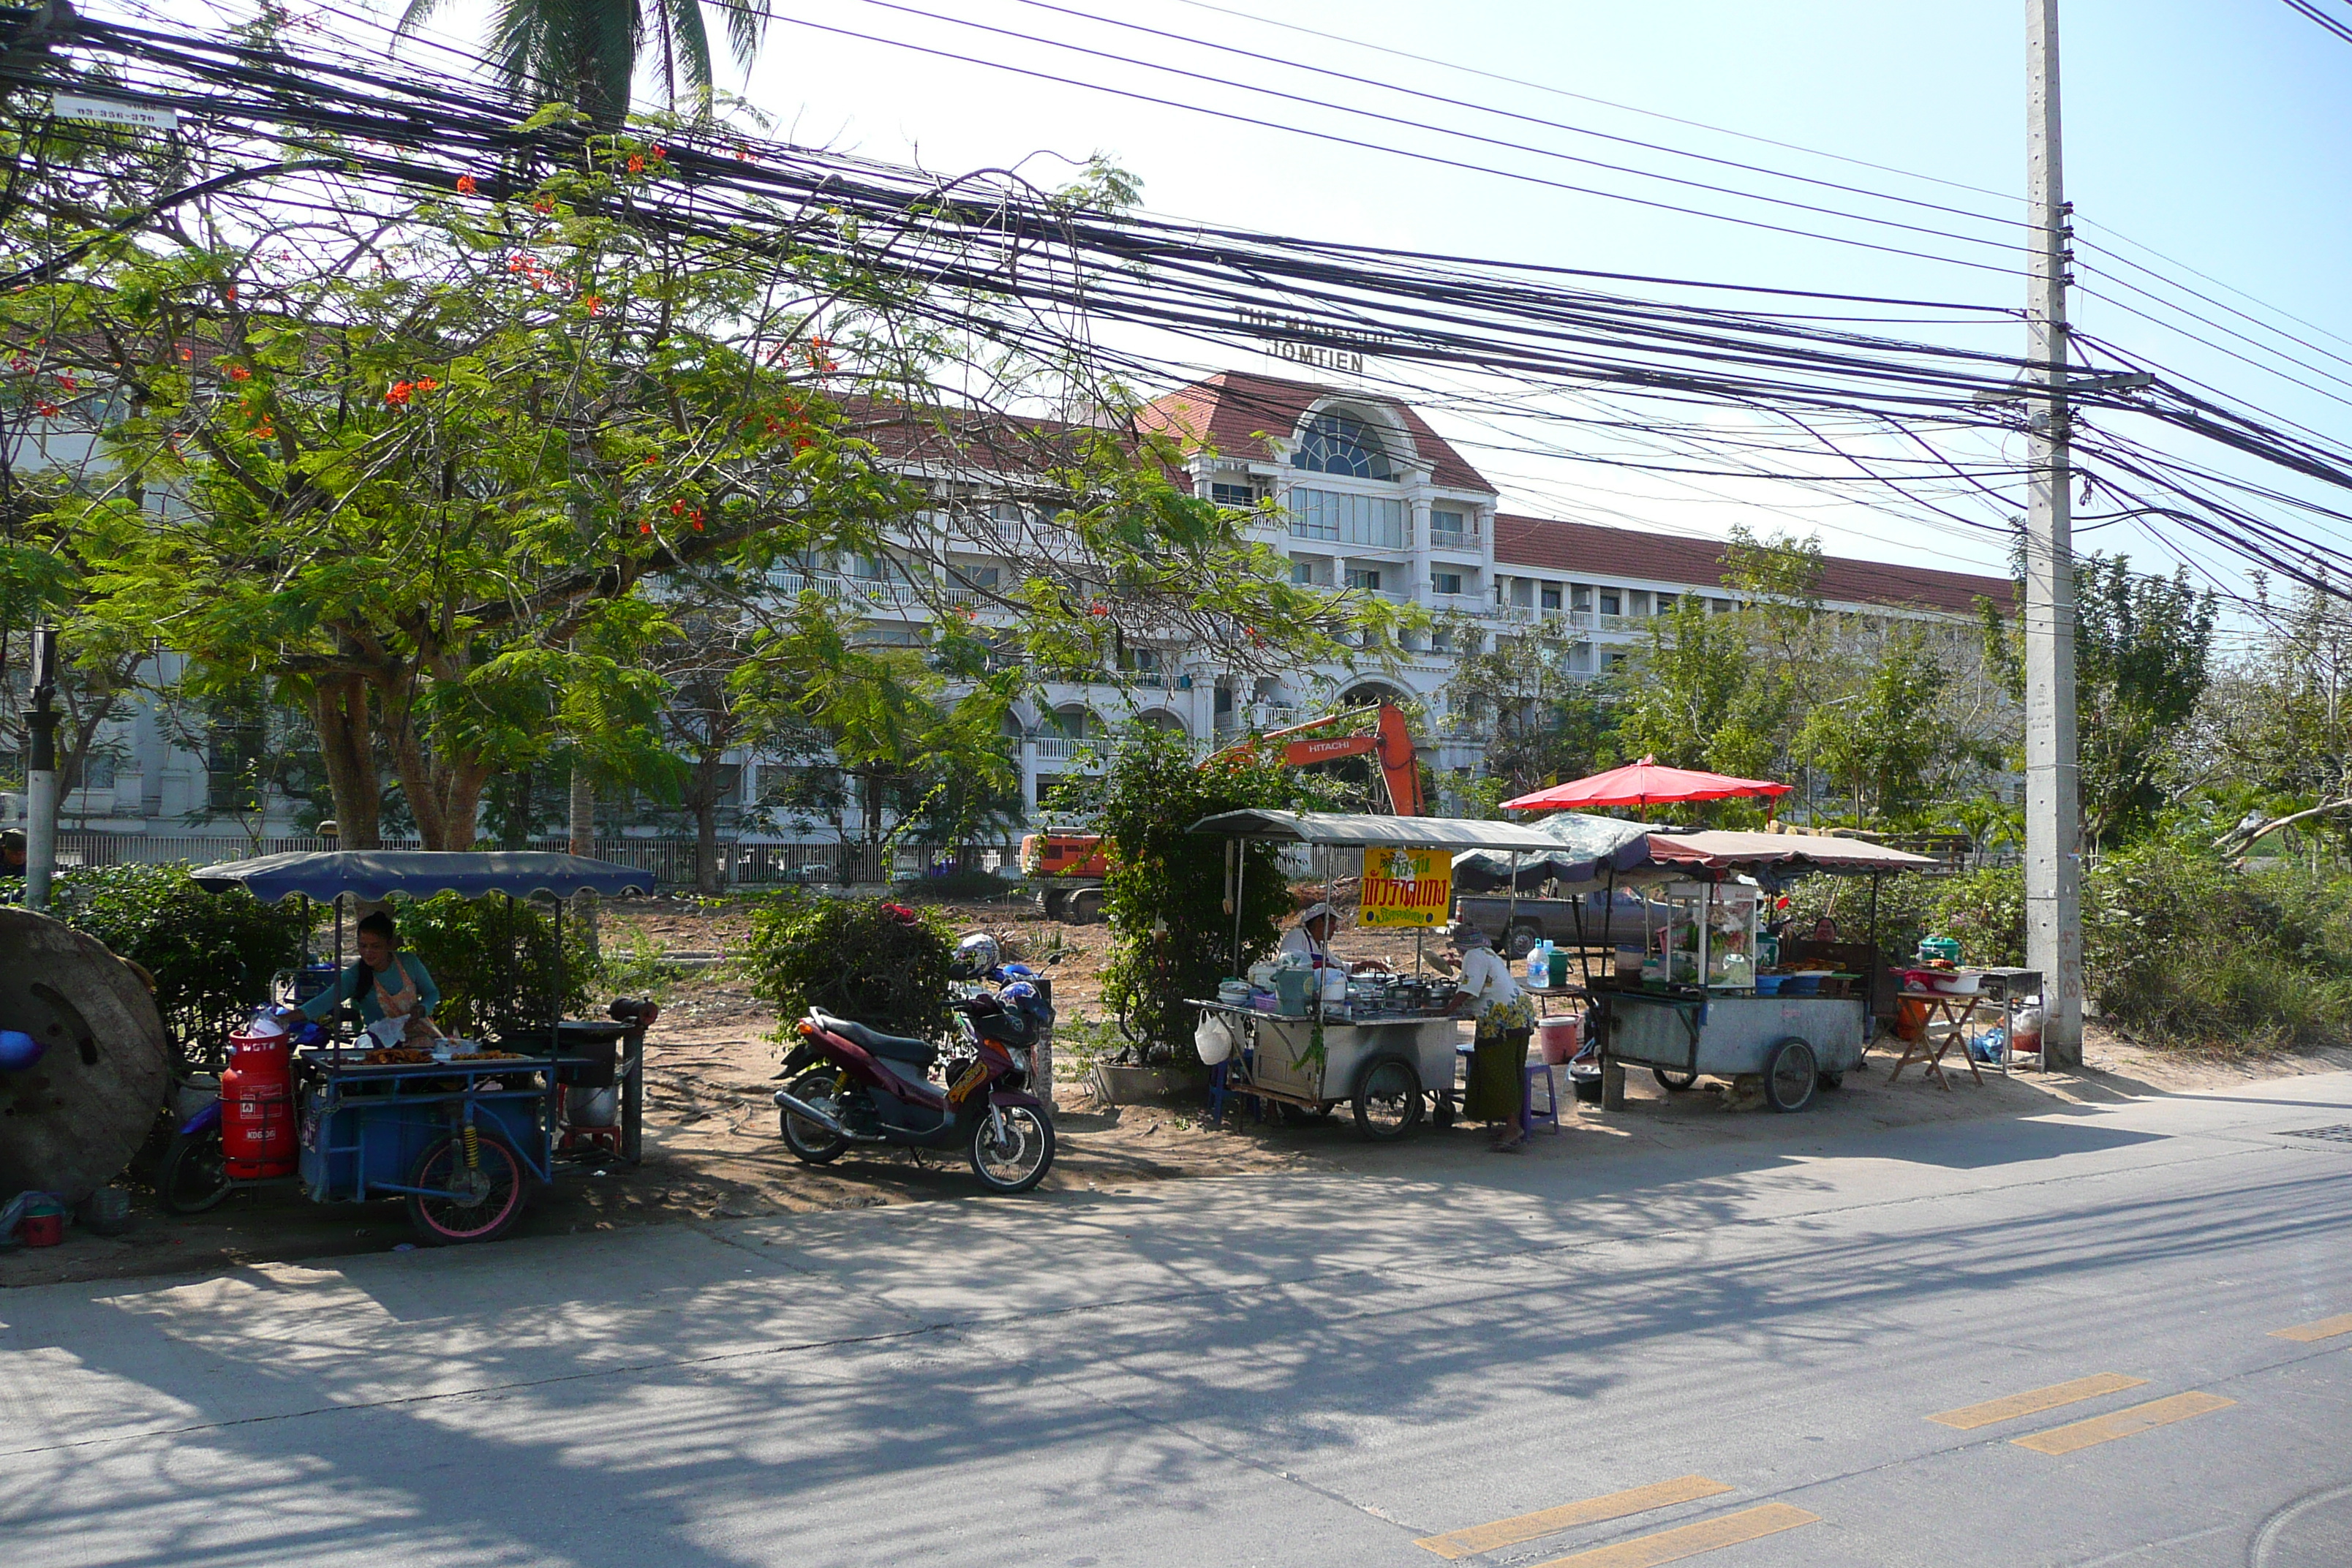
190, 850, 655, 903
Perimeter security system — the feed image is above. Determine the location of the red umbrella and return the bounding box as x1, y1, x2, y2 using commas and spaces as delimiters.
1501, 755, 1792, 814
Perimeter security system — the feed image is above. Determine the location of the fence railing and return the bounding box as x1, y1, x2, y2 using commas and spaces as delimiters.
54, 832, 1019, 889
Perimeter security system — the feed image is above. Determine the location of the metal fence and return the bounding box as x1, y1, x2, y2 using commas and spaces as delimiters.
55, 833, 1019, 889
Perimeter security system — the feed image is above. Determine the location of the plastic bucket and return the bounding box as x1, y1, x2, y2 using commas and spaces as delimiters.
18, 1196, 64, 1248
1273, 968, 1313, 1017
1547, 949, 1569, 989
1537, 1015, 1581, 1066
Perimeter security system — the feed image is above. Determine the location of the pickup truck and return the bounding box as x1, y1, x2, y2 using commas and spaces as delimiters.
1453, 890, 1655, 959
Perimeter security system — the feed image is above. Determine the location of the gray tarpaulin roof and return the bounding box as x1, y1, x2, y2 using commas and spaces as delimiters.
191, 851, 655, 903
1188, 810, 1573, 853
1450, 813, 1657, 892
1642, 831, 1938, 875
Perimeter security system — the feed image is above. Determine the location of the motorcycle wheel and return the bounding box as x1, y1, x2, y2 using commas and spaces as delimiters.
158, 1127, 235, 1215
780, 1070, 850, 1164
969, 1104, 1055, 1194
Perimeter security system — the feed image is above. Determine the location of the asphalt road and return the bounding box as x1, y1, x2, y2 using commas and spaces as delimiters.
5, 1071, 2351, 1568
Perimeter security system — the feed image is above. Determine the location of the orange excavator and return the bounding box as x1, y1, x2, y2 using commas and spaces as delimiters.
1019, 700, 1423, 922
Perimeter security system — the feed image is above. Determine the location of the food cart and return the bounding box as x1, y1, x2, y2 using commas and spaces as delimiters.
1185, 810, 1632, 1138
1586, 831, 1938, 1113
177, 851, 656, 1243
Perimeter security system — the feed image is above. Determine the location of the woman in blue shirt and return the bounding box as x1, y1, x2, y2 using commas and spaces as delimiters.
303, 910, 440, 1030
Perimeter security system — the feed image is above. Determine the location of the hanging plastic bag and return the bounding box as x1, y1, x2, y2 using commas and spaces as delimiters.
1194, 1013, 1235, 1066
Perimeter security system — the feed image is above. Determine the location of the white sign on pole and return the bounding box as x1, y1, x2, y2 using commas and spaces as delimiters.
50, 94, 179, 132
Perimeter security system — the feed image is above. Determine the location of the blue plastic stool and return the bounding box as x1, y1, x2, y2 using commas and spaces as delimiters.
1521, 1060, 1564, 1136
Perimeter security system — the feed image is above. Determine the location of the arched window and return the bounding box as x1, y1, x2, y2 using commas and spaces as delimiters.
1291, 410, 1393, 480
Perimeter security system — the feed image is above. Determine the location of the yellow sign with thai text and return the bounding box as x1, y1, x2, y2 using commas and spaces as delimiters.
1360, 846, 1452, 929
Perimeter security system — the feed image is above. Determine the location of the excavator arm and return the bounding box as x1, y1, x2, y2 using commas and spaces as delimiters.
1218, 700, 1425, 815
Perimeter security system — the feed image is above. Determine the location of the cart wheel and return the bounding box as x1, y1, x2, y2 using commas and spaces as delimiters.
404, 1131, 529, 1245
1352, 1057, 1424, 1141
779, 1070, 850, 1164
970, 1104, 1055, 1194
1653, 1068, 1700, 1091
1763, 1038, 1819, 1113
1816, 1071, 1844, 1091
1277, 1101, 1333, 1128
158, 1127, 234, 1215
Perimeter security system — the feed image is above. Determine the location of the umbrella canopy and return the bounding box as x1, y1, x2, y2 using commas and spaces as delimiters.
1502, 755, 1792, 813
1641, 831, 1937, 876
191, 850, 656, 904
1450, 812, 1656, 893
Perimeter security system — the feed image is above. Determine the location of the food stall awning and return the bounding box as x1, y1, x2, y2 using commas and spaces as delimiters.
191, 850, 657, 903
1450, 812, 1657, 892
1641, 832, 1938, 875
1188, 810, 1573, 853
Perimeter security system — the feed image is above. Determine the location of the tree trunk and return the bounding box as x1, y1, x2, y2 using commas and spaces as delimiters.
310, 674, 381, 848
568, 763, 594, 857
690, 754, 723, 895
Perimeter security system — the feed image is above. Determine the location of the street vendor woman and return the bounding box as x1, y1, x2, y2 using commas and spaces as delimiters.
1279, 902, 1390, 976
302, 910, 442, 1034
1443, 921, 1537, 1153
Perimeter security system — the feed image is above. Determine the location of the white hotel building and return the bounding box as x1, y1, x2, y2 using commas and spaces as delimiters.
19, 369, 2012, 841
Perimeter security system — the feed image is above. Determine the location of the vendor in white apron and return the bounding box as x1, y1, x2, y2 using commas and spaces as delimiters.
303, 909, 443, 1039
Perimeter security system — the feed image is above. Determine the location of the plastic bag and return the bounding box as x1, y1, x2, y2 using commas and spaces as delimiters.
1194, 1013, 1235, 1066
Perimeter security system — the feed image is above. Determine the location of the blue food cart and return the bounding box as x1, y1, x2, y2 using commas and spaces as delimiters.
178, 851, 657, 1244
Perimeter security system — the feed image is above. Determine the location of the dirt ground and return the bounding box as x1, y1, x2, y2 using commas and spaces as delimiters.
10, 892, 2351, 1289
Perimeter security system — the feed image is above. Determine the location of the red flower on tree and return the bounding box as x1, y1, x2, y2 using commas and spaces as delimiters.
456, 174, 478, 195
227, 364, 252, 382
626, 154, 645, 174
385, 381, 414, 405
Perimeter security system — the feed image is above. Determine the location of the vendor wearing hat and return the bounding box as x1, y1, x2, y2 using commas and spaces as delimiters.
1443, 921, 1537, 1152
1279, 902, 1343, 970
1, 827, 24, 878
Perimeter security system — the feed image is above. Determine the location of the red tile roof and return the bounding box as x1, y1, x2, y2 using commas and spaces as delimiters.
1492, 513, 2015, 617
1139, 370, 1493, 493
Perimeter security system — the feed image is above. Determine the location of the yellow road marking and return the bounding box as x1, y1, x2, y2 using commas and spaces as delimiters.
2271, 1313, 2352, 1343
2011, 1391, 2235, 1455
1530, 1504, 1820, 1568
1415, 1477, 1735, 1558
1927, 1373, 2149, 1430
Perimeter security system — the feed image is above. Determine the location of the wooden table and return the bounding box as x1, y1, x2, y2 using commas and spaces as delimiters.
1886, 989, 1999, 1090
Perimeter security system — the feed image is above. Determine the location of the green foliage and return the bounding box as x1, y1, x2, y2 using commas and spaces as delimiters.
1616, 597, 1779, 777
1779, 871, 1942, 966
395, 893, 592, 1040
6, 863, 309, 1068
892, 867, 1025, 902
1982, 554, 2216, 848
742, 893, 955, 1043
1066, 723, 1303, 1060
1932, 866, 2027, 967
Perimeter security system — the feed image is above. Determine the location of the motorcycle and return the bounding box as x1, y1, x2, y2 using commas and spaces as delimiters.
772, 960, 1056, 1194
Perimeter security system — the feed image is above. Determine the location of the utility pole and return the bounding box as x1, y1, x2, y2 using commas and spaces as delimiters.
2024, 0, 2084, 1066
23, 624, 59, 911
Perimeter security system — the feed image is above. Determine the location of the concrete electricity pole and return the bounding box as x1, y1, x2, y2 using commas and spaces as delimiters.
23, 624, 59, 911
2024, 0, 2084, 1066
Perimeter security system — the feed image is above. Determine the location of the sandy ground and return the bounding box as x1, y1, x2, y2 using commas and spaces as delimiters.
10, 892, 2349, 1289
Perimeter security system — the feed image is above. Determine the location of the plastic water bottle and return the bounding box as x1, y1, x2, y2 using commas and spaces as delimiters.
1526, 940, 1552, 982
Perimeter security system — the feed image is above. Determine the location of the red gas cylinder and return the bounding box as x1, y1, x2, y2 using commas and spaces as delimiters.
220, 1017, 297, 1179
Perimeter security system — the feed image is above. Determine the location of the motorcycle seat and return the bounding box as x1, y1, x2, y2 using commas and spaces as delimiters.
813, 1011, 936, 1066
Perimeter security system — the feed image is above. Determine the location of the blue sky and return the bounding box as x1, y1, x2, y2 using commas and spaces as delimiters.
382, 0, 2352, 598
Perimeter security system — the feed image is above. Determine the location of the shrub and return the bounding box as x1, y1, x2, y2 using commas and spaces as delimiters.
892, 866, 1026, 903
1068, 725, 1304, 1064
1777, 870, 1940, 962
7, 863, 308, 1070
396, 892, 592, 1041
742, 893, 954, 1043
1934, 867, 2026, 968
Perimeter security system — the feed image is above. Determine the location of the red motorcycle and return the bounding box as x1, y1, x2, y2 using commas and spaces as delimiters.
772, 991, 1055, 1194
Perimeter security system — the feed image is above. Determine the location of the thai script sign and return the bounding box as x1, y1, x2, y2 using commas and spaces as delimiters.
1360, 846, 1451, 929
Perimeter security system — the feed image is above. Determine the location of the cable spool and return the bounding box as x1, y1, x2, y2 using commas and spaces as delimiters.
0, 908, 173, 1205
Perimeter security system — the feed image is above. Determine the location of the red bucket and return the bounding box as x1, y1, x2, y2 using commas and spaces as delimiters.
18, 1201, 64, 1248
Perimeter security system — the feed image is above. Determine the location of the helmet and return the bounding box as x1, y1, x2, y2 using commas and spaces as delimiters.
954, 932, 1002, 979
999, 979, 1055, 1029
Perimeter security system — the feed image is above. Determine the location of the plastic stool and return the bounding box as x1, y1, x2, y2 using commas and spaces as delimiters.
1206, 1052, 1263, 1127
1521, 1060, 1563, 1135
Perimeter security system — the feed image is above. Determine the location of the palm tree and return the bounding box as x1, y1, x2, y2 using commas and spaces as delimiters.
398, 0, 769, 125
